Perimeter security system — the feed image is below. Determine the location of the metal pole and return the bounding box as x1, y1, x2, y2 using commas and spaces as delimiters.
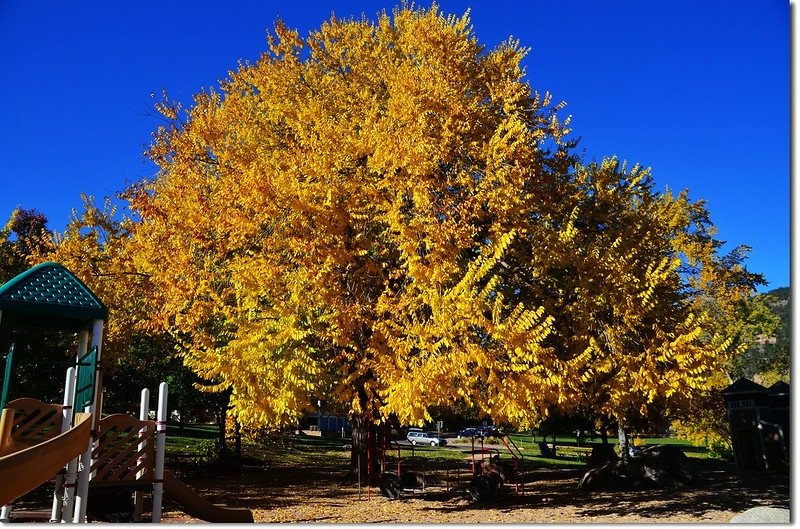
0, 335, 12, 522
71, 416, 93, 522
74, 320, 104, 523
0, 396, 9, 525
367, 426, 372, 500
0, 341, 8, 522
61, 331, 87, 522
471, 437, 475, 473
151, 382, 168, 522
134, 388, 150, 522
1, 344, 14, 412
50, 367, 77, 522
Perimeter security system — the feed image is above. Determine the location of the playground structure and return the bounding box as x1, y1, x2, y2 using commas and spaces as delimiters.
0, 400, 91, 508
463, 432, 525, 501
378, 440, 428, 499
0, 262, 253, 523
373, 424, 526, 502
723, 377, 790, 472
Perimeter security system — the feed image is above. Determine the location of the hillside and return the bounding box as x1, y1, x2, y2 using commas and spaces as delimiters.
750, 286, 790, 384
765, 286, 790, 329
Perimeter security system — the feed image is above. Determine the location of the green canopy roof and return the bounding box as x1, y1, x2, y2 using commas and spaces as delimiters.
0, 262, 108, 332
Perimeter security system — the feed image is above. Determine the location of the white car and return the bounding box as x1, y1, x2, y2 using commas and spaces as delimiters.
407, 430, 446, 446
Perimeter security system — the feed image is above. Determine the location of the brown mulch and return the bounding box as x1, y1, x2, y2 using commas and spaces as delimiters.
155, 458, 789, 524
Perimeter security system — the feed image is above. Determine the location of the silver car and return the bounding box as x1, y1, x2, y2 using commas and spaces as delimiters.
407, 430, 446, 446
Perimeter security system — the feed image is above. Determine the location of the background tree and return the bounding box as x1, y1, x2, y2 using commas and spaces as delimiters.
36, 197, 220, 432
0, 208, 73, 404
671, 289, 782, 457
551, 160, 767, 454
756, 288, 790, 385
0, 208, 52, 282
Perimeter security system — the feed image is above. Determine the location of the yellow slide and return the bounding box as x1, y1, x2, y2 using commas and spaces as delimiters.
0, 409, 91, 506
163, 470, 254, 523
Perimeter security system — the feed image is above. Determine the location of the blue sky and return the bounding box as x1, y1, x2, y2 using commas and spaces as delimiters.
0, 1, 789, 291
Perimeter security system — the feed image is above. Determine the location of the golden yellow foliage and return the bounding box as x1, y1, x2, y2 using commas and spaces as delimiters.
123, 5, 580, 429
42, 5, 761, 436
28, 195, 147, 363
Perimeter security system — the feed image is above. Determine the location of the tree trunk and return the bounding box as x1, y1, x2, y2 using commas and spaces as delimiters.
349, 415, 378, 484
216, 390, 231, 453
600, 418, 609, 445
234, 418, 242, 467
617, 425, 629, 462
347, 372, 380, 484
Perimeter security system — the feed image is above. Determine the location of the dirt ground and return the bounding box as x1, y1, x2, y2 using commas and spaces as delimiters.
158, 457, 790, 524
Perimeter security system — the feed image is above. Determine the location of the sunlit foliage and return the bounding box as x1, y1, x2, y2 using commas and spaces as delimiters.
41, 5, 763, 439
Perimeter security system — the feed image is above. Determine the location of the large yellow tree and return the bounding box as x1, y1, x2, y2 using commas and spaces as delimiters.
50, 5, 759, 472
128, 6, 572, 436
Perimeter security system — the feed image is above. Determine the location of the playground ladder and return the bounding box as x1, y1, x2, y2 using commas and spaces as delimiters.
500, 435, 525, 495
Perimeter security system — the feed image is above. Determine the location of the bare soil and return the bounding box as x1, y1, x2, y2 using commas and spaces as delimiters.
157, 458, 789, 524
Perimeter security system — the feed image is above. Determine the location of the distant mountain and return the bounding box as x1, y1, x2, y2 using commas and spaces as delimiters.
764, 286, 789, 344
751, 286, 790, 385
765, 286, 789, 307
767, 286, 790, 298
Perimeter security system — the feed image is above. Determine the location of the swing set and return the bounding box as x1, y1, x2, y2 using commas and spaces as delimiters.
368, 422, 527, 502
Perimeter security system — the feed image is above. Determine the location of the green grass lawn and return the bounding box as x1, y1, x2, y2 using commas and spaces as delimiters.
378, 431, 708, 470
164, 423, 218, 456
162, 423, 709, 473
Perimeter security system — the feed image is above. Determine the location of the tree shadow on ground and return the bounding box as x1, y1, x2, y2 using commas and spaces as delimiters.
15, 449, 788, 522
413, 461, 789, 520
173, 458, 392, 512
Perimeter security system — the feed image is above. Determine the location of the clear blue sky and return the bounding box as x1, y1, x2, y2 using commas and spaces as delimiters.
0, 1, 789, 291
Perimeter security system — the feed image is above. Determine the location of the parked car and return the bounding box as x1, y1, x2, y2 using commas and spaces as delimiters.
407, 430, 446, 446
456, 427, 479, 439
478, 425, 502, 438
457, 426, 502, 439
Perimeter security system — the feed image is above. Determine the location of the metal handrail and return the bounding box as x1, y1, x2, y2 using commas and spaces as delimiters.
1, 344, 14, 410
